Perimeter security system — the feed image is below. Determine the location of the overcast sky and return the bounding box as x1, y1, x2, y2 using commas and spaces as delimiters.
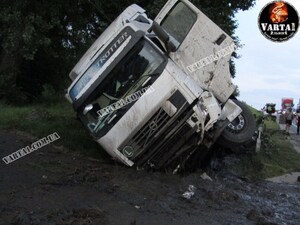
234, 0, 300, 110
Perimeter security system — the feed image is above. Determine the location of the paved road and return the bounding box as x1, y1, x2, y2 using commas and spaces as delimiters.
291, 119, 299, 134
278, 114, 298, 134
278, 116, 300, 152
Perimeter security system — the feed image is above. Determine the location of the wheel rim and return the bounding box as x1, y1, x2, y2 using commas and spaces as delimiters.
227, 114, 245, 133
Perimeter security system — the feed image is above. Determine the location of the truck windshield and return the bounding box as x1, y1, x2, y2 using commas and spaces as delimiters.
79, 38, 166, 137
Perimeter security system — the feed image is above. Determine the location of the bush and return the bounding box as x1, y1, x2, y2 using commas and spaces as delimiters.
39, 84, 62, 103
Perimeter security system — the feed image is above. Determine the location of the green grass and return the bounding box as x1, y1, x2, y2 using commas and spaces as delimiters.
0, 101, 108, 161
1, 102, 300, 178
248, 105, 261, 118
232, 107, 300, 179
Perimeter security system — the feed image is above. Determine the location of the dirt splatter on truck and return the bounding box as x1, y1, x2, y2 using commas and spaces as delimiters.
66, 0, 256, 171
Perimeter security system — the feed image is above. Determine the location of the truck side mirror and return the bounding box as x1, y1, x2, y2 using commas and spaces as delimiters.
151, 21, 176, 53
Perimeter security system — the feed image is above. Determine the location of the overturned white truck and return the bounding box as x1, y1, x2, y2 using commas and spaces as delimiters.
65, 0, 255, 171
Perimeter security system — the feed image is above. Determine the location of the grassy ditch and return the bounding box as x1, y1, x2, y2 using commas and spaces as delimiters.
1, 102, 300, 178
231, 109, 300, 180
0, 102, 108, 161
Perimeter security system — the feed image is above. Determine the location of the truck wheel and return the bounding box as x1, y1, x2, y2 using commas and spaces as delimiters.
219, 99, 256, 147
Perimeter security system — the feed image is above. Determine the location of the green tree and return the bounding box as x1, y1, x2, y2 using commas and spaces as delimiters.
0, 0, 101, 104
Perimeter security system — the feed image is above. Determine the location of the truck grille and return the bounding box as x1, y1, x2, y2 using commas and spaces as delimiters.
125, 108, 171, 158
119, 90, 192, 167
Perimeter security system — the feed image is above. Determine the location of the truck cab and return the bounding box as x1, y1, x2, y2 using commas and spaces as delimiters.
65, 0, 255, 171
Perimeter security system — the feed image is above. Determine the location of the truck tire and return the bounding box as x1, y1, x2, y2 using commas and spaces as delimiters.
219, 99, 256, 147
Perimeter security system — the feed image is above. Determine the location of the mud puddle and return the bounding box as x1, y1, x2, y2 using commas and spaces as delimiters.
0, 130, 300, 225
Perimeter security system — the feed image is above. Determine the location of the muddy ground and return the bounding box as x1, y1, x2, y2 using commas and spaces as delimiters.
1, 129, 300, 225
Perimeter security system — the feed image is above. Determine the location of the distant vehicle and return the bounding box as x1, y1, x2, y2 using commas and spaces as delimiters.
262, 103, 276, 116
281, 98, 294, 114
279, 98, 294, 124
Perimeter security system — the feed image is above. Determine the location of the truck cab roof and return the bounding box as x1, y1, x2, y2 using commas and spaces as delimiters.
69, 4, 151, 81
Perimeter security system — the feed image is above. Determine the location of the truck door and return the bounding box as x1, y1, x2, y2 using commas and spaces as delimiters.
154, 0, 236, 102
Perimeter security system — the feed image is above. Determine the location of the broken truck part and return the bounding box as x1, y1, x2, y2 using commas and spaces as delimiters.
65, 0, 256, 171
